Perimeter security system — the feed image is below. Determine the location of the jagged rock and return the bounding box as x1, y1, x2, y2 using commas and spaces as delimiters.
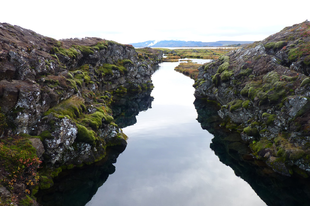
0, 22, 162, 203
194, 21, 310, 177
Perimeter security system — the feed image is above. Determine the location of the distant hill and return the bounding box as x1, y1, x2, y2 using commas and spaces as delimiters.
131, 40, 254, 48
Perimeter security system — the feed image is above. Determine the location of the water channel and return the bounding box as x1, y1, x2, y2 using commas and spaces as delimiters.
86, 60, 266, 206
36, 59, 310, 206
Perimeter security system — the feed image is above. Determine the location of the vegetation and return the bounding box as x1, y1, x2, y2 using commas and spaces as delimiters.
0, 135, 41, 205
156, 48, 235, 61
174, 61, 201, 79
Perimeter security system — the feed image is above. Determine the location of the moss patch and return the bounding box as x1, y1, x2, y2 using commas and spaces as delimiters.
44, 96, 85, 119
76, 124, 97, 144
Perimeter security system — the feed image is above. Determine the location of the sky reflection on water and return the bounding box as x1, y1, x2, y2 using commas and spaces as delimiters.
86, 62, 266, 206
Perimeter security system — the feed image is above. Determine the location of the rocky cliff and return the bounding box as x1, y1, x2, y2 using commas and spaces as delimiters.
0, 23, 162, 205
195, 21, 310, 177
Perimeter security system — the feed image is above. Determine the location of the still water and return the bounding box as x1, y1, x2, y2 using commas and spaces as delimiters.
86, 61, 266, 206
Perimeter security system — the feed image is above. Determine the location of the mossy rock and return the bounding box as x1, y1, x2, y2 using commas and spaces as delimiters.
76, 124, 97, 144
238, 68, 252, 77
263, 71, 279, 84
212, 73, 221, 86
44, 96, 85, 119
39, 176, 54, 190
251, 138, 273, 153
228, 99, 243, 112
40, 130, 53, 140
301, 77, 310, 87
217, 62, 229, 74
220, 70, 233, 82
265, 42, 276, 49
262, 113, 276, 125
243, 126, 259, 136
242, 100, 251, 109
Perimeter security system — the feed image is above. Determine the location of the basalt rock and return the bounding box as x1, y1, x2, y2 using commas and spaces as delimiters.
194, 21, 310, 177
0, 23, 162, 204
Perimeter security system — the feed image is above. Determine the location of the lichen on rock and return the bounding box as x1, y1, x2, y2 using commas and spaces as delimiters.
0, 22, 162, 204
194, 20, 310, 177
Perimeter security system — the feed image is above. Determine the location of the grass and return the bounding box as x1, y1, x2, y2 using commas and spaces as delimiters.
156, 48, 236, 60
174, 62, 201, 79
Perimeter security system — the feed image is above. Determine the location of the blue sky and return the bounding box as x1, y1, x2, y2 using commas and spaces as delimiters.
1, 0, 309, 44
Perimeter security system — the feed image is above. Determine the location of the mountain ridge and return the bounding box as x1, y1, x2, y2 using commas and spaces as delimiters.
131, 40, 254, 48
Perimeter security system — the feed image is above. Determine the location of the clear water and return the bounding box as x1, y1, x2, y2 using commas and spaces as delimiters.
86, 61, 266, 206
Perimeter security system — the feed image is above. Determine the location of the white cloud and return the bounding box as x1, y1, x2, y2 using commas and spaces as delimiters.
0, 0, 309, 44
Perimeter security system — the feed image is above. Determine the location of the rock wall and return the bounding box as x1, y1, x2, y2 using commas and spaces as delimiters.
194, 21, 310, 177
0, 22, 162, 204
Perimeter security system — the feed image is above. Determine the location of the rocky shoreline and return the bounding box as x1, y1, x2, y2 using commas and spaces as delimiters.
0, 23, 162, 205
194, 21, 310, 177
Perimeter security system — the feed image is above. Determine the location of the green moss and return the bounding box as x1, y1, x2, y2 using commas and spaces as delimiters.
262, 113, 276, 125
98, 64, 115, 75
275, 41, 286, 49
251, 138, 273, 153
73, 45, 94, 55
82, 111, 105, 130
44, 96, 85, 119
242, 100, 250, 108
267, 88, 286, 103
304, 55, 310, 65
217, 62, 229, 74
265, 42, 276, 49
39, 176, 54, 190
212, 73, 220, 86
84, 75, 91, 84
240, 86, 250, 96
248, 87, 257, 100
243, 126, 259, 136
40, 130, 53, 140
51, 47, 79, 59
66, 79, 78, 91
220, 70, 233, 82
265, 41, 286, 50
19, 195, 35, 206
263, 71, 279, 84
76, 124, 97, 144
239, 68, 252, 77
219, 55, 230, 63
282, 75, 297, 82
288, 48, 299, 61
51, 167, 62, 177
228, 99, 243, 112
301, 77, 310, 87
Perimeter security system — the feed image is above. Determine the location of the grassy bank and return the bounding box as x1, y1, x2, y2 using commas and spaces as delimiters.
155, 48, 236, 62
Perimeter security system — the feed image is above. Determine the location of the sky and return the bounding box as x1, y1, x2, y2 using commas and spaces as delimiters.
1, 0, 309, 44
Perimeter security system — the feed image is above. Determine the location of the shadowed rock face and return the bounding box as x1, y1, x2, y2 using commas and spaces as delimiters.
194, 21, 310, 176
195, 99, 310, 206
111, 89, 154, 128
35, 146, 123, 206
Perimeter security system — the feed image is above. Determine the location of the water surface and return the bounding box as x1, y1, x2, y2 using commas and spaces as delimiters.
86, 61, 265, 206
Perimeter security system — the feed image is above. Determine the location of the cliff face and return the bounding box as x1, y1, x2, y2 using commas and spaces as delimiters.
0, 23, 162, 204
195, 21, 310, 177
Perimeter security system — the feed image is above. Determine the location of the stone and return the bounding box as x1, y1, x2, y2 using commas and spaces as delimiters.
29, 138, 45, 158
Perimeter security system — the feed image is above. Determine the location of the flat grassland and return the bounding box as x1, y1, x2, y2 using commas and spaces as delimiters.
155, 47, 236, 79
